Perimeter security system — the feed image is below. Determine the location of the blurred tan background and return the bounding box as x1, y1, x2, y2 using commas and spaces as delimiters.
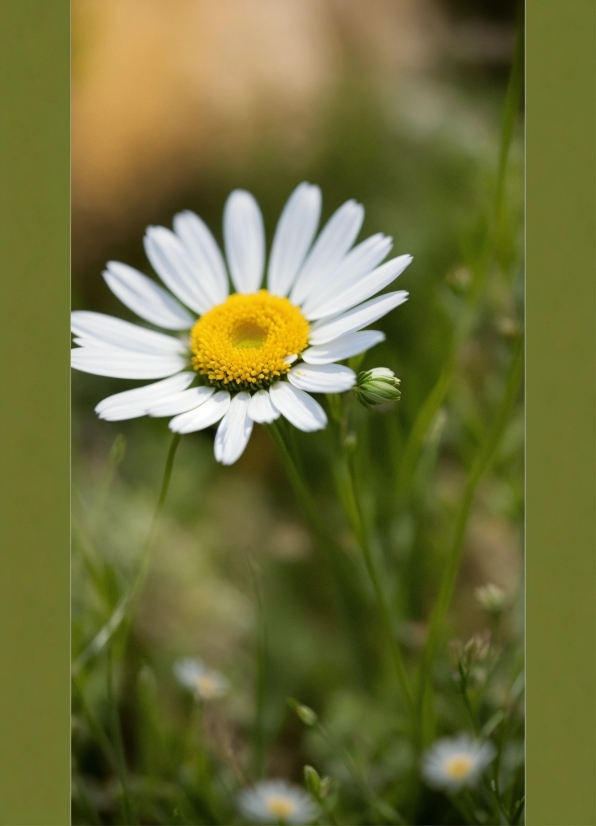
72, 0, 514, 273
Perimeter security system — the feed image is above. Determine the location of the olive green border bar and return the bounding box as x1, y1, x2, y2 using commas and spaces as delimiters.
0, 1, 70, 824
526, 1, 596, 824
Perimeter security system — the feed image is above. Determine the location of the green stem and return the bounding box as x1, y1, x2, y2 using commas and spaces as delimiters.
457, 665, 479, 735
339, 447, 415, 719
73, 675, 133, 823
316, 722, 406, 825
266, 422, 370, 679
417, 338, 523, 742
246, 552, 268, 778
106, 649, 136, 824
73, 433, 181, 675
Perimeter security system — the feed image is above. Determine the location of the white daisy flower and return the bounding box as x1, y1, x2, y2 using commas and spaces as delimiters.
173, 657, 229, 701
72, 183, 412, 464
238, 780, 319, 824
422, 733, 496, 792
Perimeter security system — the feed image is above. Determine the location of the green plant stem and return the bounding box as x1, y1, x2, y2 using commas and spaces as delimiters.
107, 649, 136, 824
73, 675, 134, 823
417, 337, 523, 743
73, 433, 181, 675
266, 422, 370, 679
315, 722, 406, 825
339, 445, 415, 721
246, 552, 268, 778
457, 666, 479, 735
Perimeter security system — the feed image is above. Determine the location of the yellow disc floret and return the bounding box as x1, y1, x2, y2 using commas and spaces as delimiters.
444, 754, 474, 781
266, 797, 297, 820
190, 290, 310, 392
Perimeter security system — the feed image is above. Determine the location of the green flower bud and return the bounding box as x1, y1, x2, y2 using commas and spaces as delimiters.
296, 704, 318, 726
355, 368, 401, 411
303, 765, 321, 796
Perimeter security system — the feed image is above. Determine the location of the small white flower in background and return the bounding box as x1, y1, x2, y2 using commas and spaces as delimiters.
71, 182, 412, 464
475, 583, 507, 614
422, 734, 496, 792
173, 657, 229, 701
238, 780, 319, 824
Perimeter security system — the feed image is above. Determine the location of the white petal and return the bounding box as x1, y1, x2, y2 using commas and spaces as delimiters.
173, 210, 229, 307
71, 346, 187, 379
301, 234, 393, 318
71, 311, 187, 355
214, 392, 254, 465
269, 382, 327, 432
308, 291, 409, 345
290, 199, 364, 306
103, 261, 195, 330
148, 386, 214, 417
302, 330, 386, 364
247, 389, 280, 423
288, 363, 356, 393
223, 190, 265, 293
95, 373, 195, 420
306, 253, 412, 320
144, 226, 214, 314
267, 182, 321, 297
169, 390, 230, 434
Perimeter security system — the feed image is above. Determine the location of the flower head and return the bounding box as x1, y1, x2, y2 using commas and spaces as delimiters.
422, 734, 496, 792
173, 657, 229, 701
475, 583, 507, 614
238, 780, 319, 824
71, 183, 411, 464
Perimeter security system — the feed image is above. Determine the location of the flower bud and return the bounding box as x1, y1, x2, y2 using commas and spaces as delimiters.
464, 631, 491, 663
355, 368, 401, 411
304, 765, 321, 796
475, 583, 507, 615
296, 704, 318, 726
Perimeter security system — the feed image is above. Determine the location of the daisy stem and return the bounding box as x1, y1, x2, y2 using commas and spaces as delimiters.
245, 551, 268, 778
416, 337, 523, 744
339, 446, 415, 720
266, 422, 370, 679
73, 432, 181, 675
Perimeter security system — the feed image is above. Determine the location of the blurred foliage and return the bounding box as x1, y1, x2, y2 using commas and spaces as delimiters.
72, 8, 523, 825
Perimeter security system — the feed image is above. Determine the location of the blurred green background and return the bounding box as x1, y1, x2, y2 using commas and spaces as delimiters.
71, 1, 523, 823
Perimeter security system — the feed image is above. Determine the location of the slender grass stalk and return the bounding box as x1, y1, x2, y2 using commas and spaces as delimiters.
314, 721, 407, 825
266, 421, 371, 679
245, 552, 268, 778
72, 675, 134, 822
338, 446, 415, 719
456, 664, 479, 736
88, 434, 127, 539
73, 433, 181, 675
106, 648, 136, 824
417, 337, 523, 742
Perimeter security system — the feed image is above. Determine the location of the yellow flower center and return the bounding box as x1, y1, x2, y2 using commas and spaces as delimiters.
265, 796, 297, 820
190, 291, 310, 393
196, 674, 219, 699
444, 754, 474, 780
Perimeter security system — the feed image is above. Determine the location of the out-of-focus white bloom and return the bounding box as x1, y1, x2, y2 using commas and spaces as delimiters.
475, 583, 507, 614
238, 780, 319, 824
422, 734, 496, 791
173, 657, 229, 700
